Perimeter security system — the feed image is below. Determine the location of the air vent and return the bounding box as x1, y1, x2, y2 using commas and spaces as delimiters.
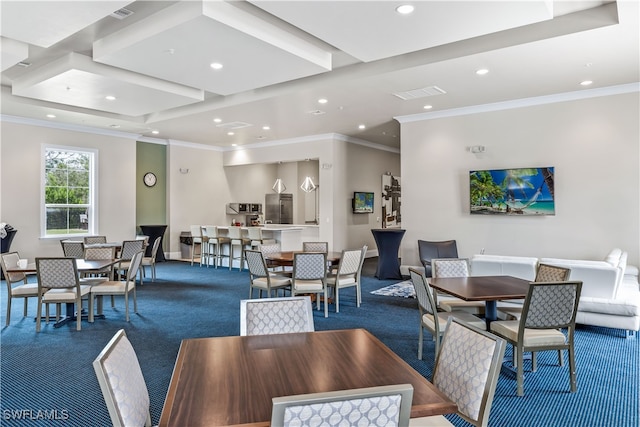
308, 110, 326, 116
393, 85, 446, 100
215, 121, 253, 130
110, 8, 134, 19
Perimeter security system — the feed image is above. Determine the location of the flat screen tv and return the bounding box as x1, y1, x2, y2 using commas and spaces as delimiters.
470, 167, 555, 215
353, 191, 374, 214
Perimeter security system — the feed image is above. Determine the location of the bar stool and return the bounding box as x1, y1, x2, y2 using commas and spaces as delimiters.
204, 226, 229, 268
228, 227, 249, 271
189, 225, 207, 266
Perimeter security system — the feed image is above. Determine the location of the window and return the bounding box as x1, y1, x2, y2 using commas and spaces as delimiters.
43, 146, 97, 237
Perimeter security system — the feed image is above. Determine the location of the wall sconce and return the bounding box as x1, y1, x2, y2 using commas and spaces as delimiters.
272, 178, 286, 193
300, 176, 317, 192
179, 168, 190, 174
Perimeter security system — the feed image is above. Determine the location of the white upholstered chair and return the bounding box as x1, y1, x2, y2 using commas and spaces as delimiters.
1, 252, 45, 326
115, 239, 144, 280
140, 236, 162, 283
36, 257, 92, 332
89, 251, 144, 322
60, 240, 85, 258
326, 246, 367, 312
245, 249, 291, 298
409, 268, 486, 361
291, 252, 328, 318
410, 318, 506, 427
490, 280, 583, 396
272, 384, 414, 427
240, 296, 314, 336
431, 258, 485, 315
93, 329, 153, 427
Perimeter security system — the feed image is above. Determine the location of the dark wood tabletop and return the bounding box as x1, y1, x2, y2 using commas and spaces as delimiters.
159, 329, 456, 427
428, 275, 531, 301
264, 251, 342, 267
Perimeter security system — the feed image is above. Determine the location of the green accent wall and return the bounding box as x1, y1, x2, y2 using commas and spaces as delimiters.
136, 142, 167, 231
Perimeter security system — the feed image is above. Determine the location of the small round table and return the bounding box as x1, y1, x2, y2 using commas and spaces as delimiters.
371, 228, 406, 280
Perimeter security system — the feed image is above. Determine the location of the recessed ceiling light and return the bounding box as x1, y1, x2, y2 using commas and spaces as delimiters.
210, 62, 223, 70
213, 118, 222, 123
318, 98, 328, 104
396, 4, 414, 15
227, 131, 235, 136
46, 114, 56, 118
358, 124, 366, 130
151, 130, 159, 135
105, 95, 116, 101
262, 125, 270, 130
231, 143, 237, 147
580, 80, 593, 86
110, 124, 120, 128
476, 68, 489, 75
423, 105, 433, 110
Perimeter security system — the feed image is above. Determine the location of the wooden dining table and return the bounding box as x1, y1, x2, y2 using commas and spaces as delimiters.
429, 275, 531, 327
264, 251, 342, 267
159, 328, 456, 427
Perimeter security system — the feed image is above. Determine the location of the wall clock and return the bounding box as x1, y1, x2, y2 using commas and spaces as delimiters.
143, 172, 157, 187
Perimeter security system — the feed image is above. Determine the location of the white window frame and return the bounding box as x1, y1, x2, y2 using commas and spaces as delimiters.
41, 144, 98, 238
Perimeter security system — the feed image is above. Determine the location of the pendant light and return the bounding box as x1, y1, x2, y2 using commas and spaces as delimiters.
300, 176, 317, 192
272, 178, 286, 193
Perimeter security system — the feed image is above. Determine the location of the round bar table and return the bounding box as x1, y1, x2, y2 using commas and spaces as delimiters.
139, 224, 167, 262
371, 228, 405, 280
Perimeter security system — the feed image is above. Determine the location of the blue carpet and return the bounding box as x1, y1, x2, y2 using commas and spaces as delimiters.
1, 261, 638, 427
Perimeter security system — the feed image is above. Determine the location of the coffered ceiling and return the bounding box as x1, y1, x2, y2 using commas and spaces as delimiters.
1, 1, 638, 149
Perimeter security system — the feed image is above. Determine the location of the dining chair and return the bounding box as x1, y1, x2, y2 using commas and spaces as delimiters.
259, 242, 289, 274
291, 252, 329, 317
60, 240, 85, 258
490, 280, 583, 396
115, 239, 144, 280
240, 296, 314, 336
203, 225, 229, 268
83, 246, 116, 281
140, 236, 162, 283
409, 268, 486, 361
302, 241, 328, 252
1, 252, 46, 326
326, 245, 367, 312
228, 226, 249, 271
417, 239, 458, 278
36, 257, 92, 332
272, 384, 414, 427
498, 263, 571, 320
89, 251, 144, 322
83, 235, 107, 244
431, 258, 485, 315
245, 249, 291, 299
410, 318, 506, 427
190, 225, 207, 266
93, 329, 153, 427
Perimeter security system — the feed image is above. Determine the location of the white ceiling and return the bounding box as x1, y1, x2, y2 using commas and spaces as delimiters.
1, 0, 638, 150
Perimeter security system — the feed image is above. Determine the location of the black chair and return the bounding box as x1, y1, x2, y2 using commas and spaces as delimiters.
417, 240, 458, 277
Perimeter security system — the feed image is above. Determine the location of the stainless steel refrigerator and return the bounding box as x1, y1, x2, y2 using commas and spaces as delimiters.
265, 193, 293, 224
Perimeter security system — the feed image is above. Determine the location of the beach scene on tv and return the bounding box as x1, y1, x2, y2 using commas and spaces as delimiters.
470, 167, 555, 215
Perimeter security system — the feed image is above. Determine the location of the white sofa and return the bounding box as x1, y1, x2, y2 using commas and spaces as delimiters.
469, 250, 640, 336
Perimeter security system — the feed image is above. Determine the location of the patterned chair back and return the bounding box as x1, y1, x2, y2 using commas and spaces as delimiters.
432, 258, 470, 278
84, 236, 107, 244
535, 264, 571, 282
293, 252, 326, 281
149, 237, 162, 259
245, 250, 269, 279
93, 329, 151, 427
522, 281, 582, 329
271, 384, 414, 427
409, 268, 437, 317
240, 296, 314, 336
433, 318, 506, 426
36, 258, 79, 290
302, 241, 328, 252
335, 248, 363, 277
259, 242, 281, 256
126, 251, 144, 282
120, 240, 144, 261
84, 247, 116, 260
61, 240, 85, 258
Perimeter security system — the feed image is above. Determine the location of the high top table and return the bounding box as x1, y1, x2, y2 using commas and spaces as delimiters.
139, 224, 167, 262
159, 329, 456, 427
371, 228, 406, 279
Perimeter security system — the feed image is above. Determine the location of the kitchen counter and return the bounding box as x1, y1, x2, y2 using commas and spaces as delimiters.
216, 225, 319, 251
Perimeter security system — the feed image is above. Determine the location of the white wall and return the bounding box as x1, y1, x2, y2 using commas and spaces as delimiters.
0, 121, 136, 259
400, 92, 640, 268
